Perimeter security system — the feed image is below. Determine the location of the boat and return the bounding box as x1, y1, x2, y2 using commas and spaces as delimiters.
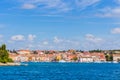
113, 61, 118, 63
20, 63, 28, 66
59, 60, 66, 63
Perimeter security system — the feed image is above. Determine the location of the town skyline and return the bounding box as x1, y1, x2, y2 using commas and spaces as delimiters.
0, 0, 120, 50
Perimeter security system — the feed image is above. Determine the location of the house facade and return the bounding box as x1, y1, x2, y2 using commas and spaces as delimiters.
113, 54, 120, 62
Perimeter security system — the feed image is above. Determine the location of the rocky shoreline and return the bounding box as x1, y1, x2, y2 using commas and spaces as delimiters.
0, 63, 21, 66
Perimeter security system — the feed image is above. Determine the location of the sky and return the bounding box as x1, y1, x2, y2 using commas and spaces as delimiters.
0, 0, 120, 50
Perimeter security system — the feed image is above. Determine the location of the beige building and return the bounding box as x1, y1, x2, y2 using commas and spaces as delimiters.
78, 52, 93, 62
113, 54, 120, 62
17, 50, 31, 54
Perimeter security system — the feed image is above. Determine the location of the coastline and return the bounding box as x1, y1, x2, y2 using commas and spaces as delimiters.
0, 62, 21, 66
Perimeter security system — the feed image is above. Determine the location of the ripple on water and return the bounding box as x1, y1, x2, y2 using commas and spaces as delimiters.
0, 63, 120, 80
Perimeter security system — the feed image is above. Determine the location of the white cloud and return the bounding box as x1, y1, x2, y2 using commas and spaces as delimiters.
52, 36, 80, 50
65, 40, 80, 46
10, 0, 103, 15
21, 3, 36, 9
7, 0, 120, 19
53, 36, 63, 43
28, 34, 36, 41
111, 28, 120, 34
20, 0, 71, 12
75, 0, 100, 9
11, 35, 25, 41
53, 37, 79, 44
85, 34, 103, 43
27, 44, 34, 48
35, 36, 81, 50
96, 7, 120, 17
43, 41, 48, 45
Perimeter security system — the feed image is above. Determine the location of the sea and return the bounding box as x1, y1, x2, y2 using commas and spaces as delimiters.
0, 62, 120, 80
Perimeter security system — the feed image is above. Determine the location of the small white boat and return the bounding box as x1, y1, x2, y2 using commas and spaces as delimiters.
59, 60, 66, 63
20, 63, 28, 66
113, 61, 118, 63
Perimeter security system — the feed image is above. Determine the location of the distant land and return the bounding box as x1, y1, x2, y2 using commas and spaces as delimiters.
8, 44, 120, 63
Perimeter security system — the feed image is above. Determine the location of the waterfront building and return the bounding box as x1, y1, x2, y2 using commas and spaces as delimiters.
9, 50, 107, 62
17, 50, 31, 54
9, 53, 19, 62
91, 53, 106, 62
78, 52, 93, 62
113, 54, 120, 62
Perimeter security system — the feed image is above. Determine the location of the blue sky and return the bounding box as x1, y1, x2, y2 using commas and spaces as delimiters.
0, 0, 120, 50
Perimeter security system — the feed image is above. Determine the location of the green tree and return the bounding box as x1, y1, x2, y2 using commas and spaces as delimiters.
72, 56, 78, 61
0, 44, 13, 63
109, 54, 113, 61
105, 54, 113, 61
1, 44, 6, 50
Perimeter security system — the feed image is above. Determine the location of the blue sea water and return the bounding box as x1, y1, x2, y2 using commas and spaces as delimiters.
0, 62, 120, 80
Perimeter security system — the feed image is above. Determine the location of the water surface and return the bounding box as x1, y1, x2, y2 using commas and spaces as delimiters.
0, 62, 120, 80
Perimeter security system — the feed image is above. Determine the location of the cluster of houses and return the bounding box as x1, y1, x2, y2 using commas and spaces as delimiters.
8, 49, 120, 63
